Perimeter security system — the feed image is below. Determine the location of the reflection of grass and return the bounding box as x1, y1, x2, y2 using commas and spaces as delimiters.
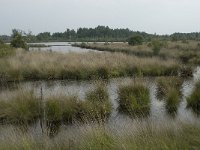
0, 84, 112, 124
0, 121, 200, 149
187, 81, 200, 114
165, 88, 180, 115
0, 50, 181, 82
118, 84, 150, 117
156, 77, 182, 100
28, 44, 49, 48
156, 77, 182, 115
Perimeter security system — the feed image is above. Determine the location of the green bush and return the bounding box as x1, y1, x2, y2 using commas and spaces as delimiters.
118, 84, 150, 117
128, 35, 144, 46
10, 29, 28, 50
151, 40, 164, 55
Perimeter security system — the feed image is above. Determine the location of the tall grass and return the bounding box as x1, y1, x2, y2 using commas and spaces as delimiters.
165, 88, 180, 115
0, 121, 199, 150
0, 50, 181, 82
74, 42, 200, 65
0, 42, 15, 58
187, 81, 200, 114
118, 84, 150, 117
78, 83, 112, 122
0, 90, 40, 124
156, 77, 182, 115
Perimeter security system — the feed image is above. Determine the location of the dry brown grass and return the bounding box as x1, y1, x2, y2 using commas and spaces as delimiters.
0, 50, 181, 81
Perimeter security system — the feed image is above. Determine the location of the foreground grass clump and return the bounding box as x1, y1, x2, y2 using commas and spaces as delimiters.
187, 81, 200, 114
0, 122, 200, 150
118, 84, 150, 116
0, 50, 181, 82
0, 91, 40, 124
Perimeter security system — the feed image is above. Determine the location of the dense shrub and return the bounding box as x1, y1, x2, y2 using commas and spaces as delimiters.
128, 35, 144, 46
10, 29, 28, 50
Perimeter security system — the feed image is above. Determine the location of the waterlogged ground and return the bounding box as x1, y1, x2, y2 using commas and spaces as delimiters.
1, 67, 200, 125
28, 42, 99, 53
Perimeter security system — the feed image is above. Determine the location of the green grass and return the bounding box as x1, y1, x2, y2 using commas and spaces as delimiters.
45, 96, 80, 124
0, 42, 15, 58
0, 90, 40, 124
0, 85, 112, 125
187, 81, 200, 114
80, 83, 112, 122
165, 88, 180, 115
118, 84, 150, 117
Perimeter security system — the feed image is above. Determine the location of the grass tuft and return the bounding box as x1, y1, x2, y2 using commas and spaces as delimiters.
118, 84, 150, 117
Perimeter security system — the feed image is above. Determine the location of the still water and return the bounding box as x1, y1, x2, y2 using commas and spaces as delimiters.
28, 42, 97, 53
1, 67, 200, 124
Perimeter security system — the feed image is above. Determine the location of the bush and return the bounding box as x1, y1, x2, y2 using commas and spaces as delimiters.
10, 29, 28, 50
118, 84, 150, 117
151, 40, 164, 55
128, 35, 144, 46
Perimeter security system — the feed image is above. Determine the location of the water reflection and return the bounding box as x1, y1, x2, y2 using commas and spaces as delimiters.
29, 42, 98, 53
0, 67, 200, 136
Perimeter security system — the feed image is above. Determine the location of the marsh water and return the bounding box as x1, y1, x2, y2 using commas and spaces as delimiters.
1, 43, 200, 136
28, 42, 98, 53
1, 67, 200, 123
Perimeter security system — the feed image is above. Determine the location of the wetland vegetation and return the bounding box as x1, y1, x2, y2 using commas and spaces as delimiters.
0, 28, 200, 149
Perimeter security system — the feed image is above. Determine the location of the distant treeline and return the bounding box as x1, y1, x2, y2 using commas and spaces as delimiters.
0, 26, 200, 42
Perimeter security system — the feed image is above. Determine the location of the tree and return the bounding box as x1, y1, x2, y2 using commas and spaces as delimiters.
128, 35, 144, 46
10, 29, 28, 50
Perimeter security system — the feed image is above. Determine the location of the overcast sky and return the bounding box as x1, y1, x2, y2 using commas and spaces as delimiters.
0, 0, 200, 35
